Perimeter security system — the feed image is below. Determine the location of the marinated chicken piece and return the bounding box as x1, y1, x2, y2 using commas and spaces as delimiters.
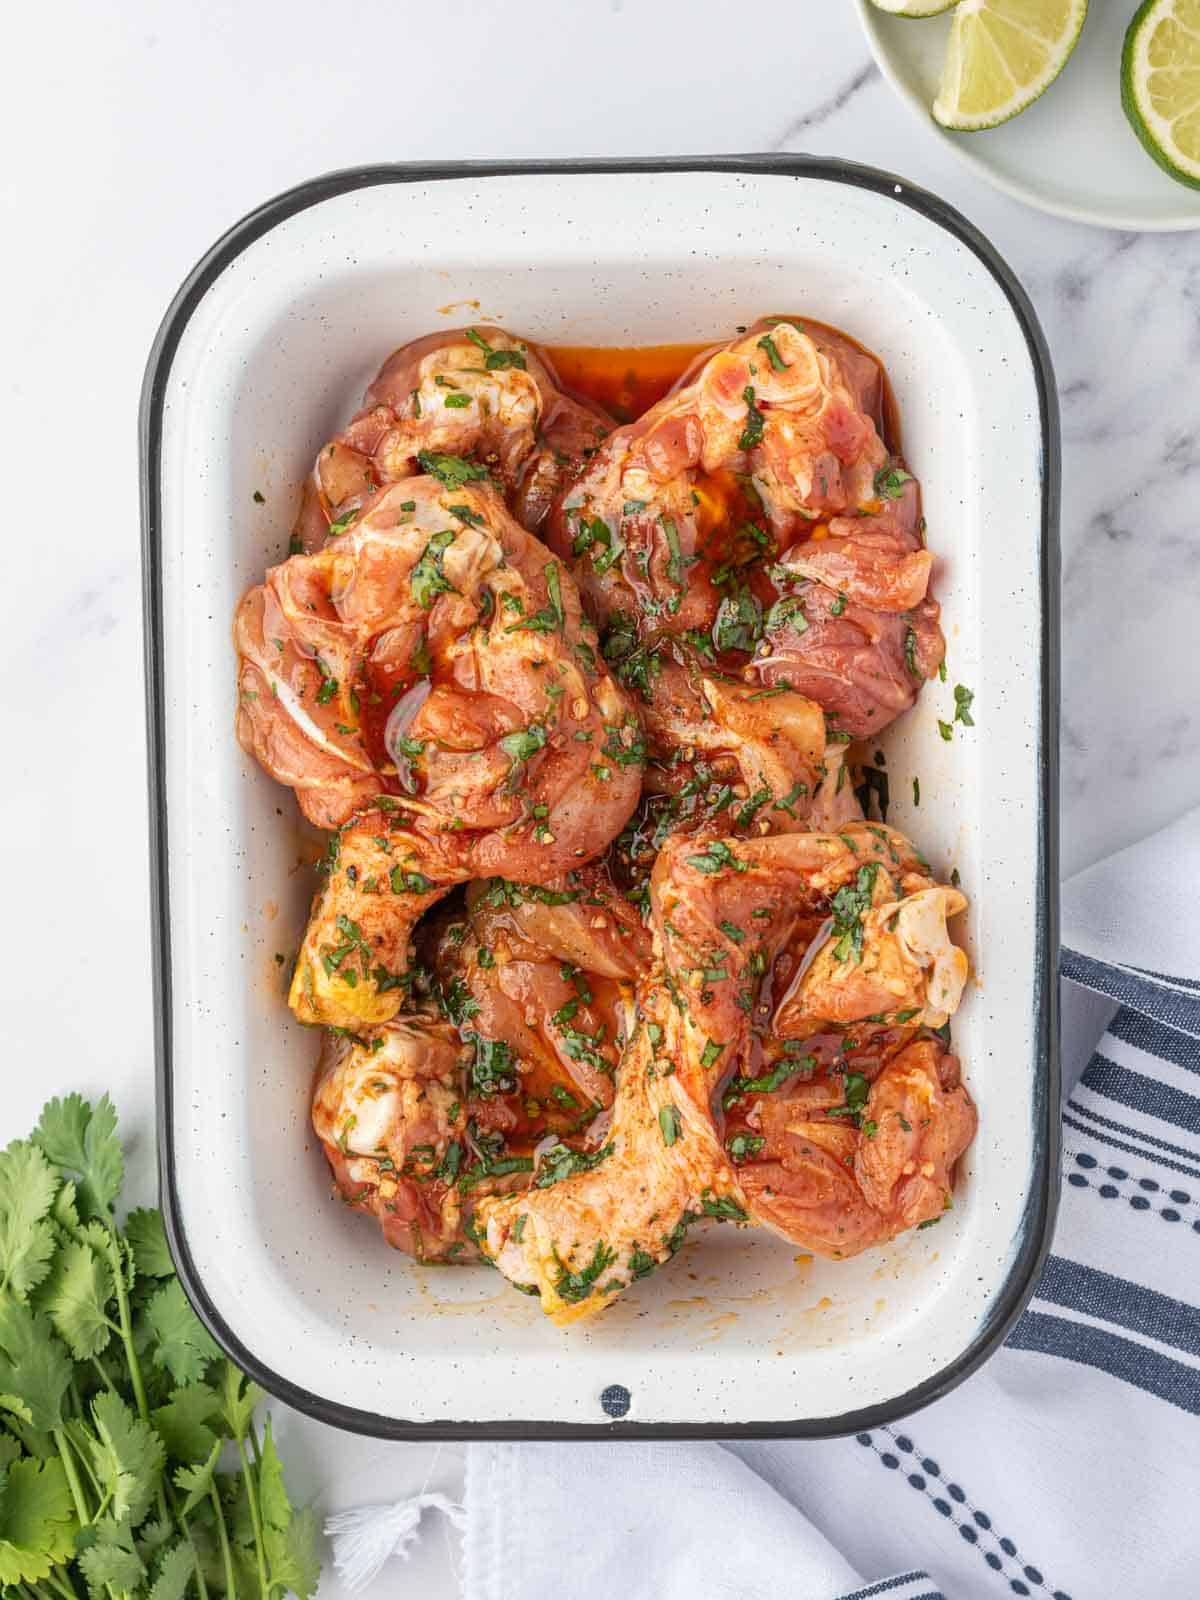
241, 475, 644, 1026
752, 482, 945, 738
312, 1016, 535, 1263
547, 319, 886, 620
435, 865, 650, 1118
238, 474, 641, 837
289, 779, 650, 1032
776, 879, 968, 1033
289, 820, 448, 1028
545, 318, 944, 747
478, 974, 726, 1324
463, 863, 650, 983
599, 635, 857, 839
479, 822, 971, 1320
290, 328, 611, 550
311, 865, 651, 1261
735, 1040, 976, 1257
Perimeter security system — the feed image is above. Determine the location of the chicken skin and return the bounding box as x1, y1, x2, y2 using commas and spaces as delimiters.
436, 864, 650, 1114
237, 474, 641, 836
736, 1040, 975, 1257
290, 327, 611, 552
312, 1015, 536, 1263
545, 318, 944, 756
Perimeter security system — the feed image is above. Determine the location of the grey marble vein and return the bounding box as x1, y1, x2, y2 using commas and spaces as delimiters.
770, 62, 879, 150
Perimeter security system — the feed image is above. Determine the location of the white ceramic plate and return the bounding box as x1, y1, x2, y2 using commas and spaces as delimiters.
141, 158, 1059, 1437
856, 1, 1200, 232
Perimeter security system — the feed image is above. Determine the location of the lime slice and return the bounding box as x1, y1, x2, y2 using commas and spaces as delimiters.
1122, 0, 1200, 189
868, 0, 960, 15
932, 0, 1089, 131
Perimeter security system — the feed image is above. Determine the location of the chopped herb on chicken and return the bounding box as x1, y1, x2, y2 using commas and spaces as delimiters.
830, 864, 880, 963
738, 385, 766, 451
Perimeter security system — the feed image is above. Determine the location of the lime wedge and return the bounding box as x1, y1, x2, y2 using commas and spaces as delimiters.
1122, 0, 1200, 189
932, 0, 1089, 131
868, 0, 960, 15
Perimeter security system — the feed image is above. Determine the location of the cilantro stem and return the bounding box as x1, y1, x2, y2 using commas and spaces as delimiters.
210, 1482, 239, 1599
88, 1355, 118, 1394
53, 1425, 91, 1526
43, 1561, 81, 1600
103, 1232, 151, 1423
44, 1569, 82, 1600
237, 1434, 271, 1599
68, 1434, 102, 1501
170, 1490, 211, 1600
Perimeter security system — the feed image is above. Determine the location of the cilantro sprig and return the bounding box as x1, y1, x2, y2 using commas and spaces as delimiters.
0, 1095, 319, 1598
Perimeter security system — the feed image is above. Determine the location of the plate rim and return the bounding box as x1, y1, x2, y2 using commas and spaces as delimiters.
853, 0, 1200, 234
140, 153, 1061, 1440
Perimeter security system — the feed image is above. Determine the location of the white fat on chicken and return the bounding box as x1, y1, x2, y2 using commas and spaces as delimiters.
878, 885, 968, 1026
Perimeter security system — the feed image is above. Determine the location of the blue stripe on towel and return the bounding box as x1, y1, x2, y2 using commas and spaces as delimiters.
1037, 1256, 1200, 1359
1082, 1055, 1200, 1133
1061, 948, 1200, 1037
854, 1432, 1071, 1596
1065, 1098, 1200, 1170
1008, 1311, 1200, 1415
1106, 1007, 1200, 1073
838, 1575, 944, 1600
1063, 1110, 1200, 1182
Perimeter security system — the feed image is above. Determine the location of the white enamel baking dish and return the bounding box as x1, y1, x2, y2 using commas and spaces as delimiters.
141, 157, 1060, 1438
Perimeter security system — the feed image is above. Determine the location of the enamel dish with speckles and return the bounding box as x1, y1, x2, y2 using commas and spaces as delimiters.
141, 157, 1059, 1437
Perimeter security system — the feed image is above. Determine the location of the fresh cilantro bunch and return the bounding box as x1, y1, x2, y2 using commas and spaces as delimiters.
0, 1094, 319, 1599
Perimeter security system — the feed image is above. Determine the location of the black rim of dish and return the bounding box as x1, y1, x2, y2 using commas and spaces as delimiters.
140, 154, 1062, 1440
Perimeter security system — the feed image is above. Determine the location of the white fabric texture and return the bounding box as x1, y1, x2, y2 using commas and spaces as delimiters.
332, 807, 1200, 1599
326, 1494, 466, 1591
464, 1441, 864, 1600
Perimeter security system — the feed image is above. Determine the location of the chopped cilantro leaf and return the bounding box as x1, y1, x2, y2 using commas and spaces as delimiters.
701, 1190, 747, 1222
499, 724, 548, 766
416, 450, 488, 488
467, 1035, 518, 1096
554, 1241, 617, 1304
727, 1132, 765, 1164
904, 626, 921, 680
738, 386, 765, 452
830, 863, 879, 964
410, 529, 457, 609
757, 333, 788, 372
874, 464, 914, 500
629, 1246, 656, 1280
686, 840, 747, 876
534, 1142, 613, 1189
389, 866, 433, 894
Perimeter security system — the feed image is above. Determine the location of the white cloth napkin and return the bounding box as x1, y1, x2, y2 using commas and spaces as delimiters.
331, 807, 1200, 1599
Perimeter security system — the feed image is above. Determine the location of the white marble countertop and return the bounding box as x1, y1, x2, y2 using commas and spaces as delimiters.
4, 2, 1197, 1595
